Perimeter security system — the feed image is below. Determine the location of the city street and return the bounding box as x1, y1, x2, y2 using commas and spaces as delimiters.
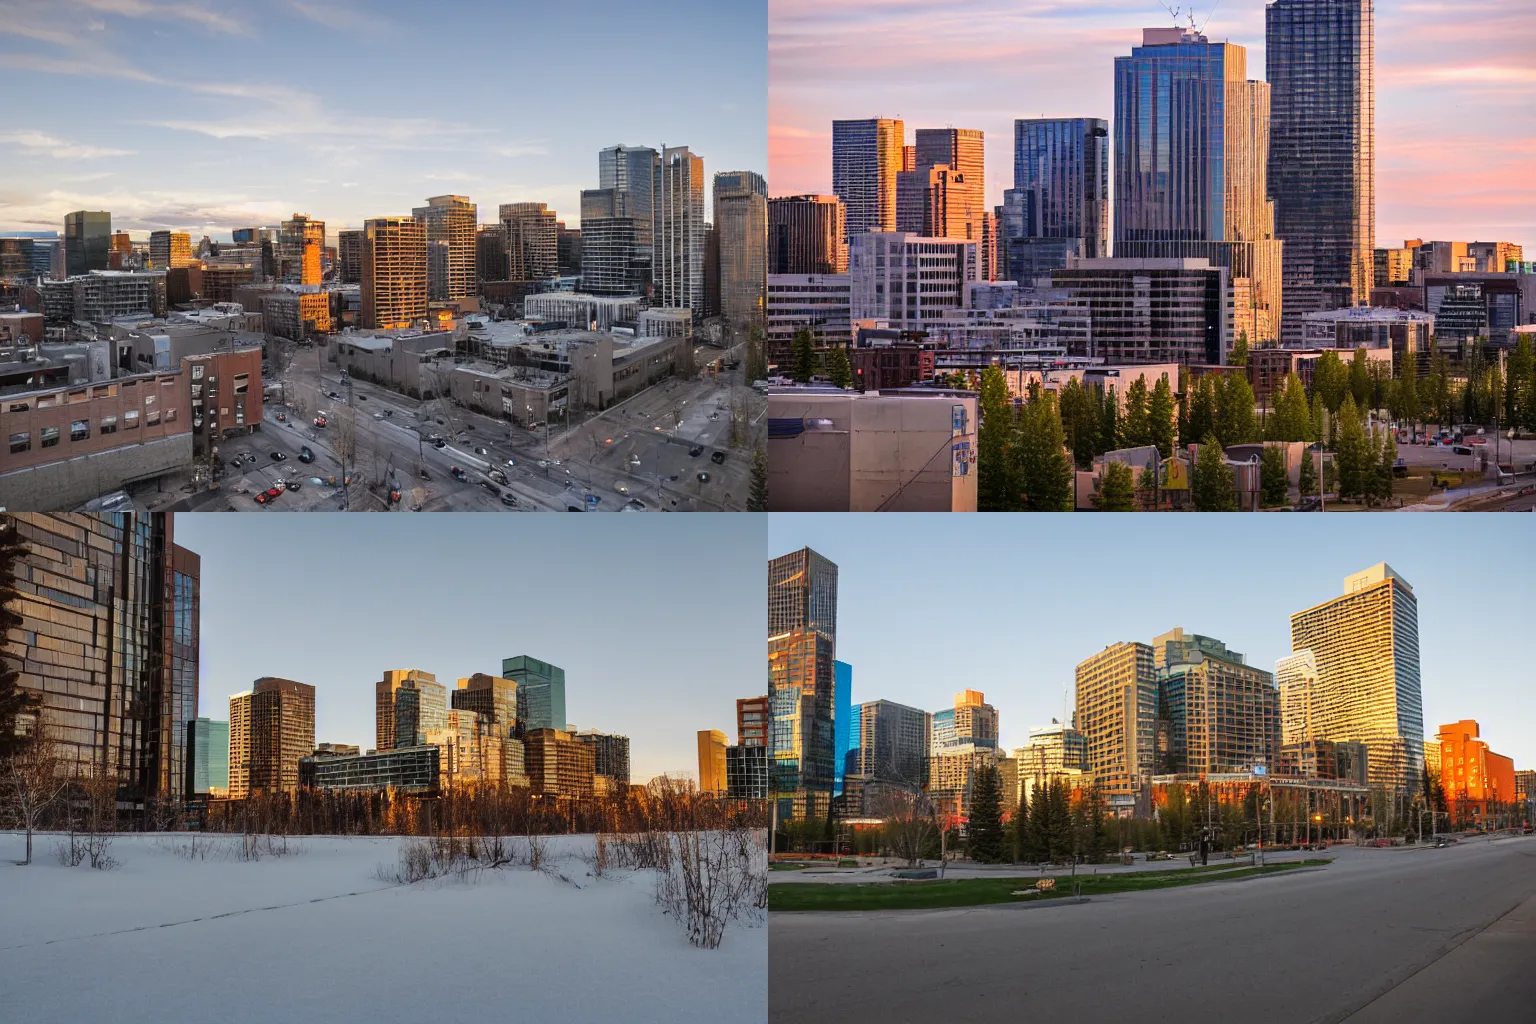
769, 835, 1536, 1024
177, 339, 763, 512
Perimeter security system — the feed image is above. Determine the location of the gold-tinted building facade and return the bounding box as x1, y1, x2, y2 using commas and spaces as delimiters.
230, 677, 315, 798
413, 195, 477, 299
279, 214, 324, 286
698, 728, 728, 795
1074, 641, 1157, 804
361, 216, 427, 329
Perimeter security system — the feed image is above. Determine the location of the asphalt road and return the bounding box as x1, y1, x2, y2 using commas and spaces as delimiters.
769, 836, 1536, 1024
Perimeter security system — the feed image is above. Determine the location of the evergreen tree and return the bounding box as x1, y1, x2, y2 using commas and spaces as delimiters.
1046, 779, 1075, 863
1192, 434, 1237, 511
977, 366, 1018, 511
1313, 350, 1348, 414
1376, 428, 1399, 506
1229, 330, 1249, 367
1100, 386, 1119, 453
1309, 392, 1326, 448
1120, 376, 1150, 448
1392, 361, 1420, 434
1268, 373, 1312, 442
1216, 373, 1258, 445
1093, 459, 1136, 511
825, 344, 853, 389
744, 325, 768, 384
1335, 394, 1369, 500
1298, 446, 1318, 498
1426, 349, 1452, 429
1059, 377, 1099, 468
1148, 375, 1176, 458
967, 766, 1006, 864
1260, 445, 1289, 506
1011, 787, 1030, 862
1348, 347, 1372, 409
1014, 393, 1073, 511
1136, 462, 1160, 511
1185, 376, 1216, 448
0, 517, 39, 759
1507, 335, 1535, 432
790, 328, 816, 383
748, 447, 768, 511
1024, 783, 1050, 863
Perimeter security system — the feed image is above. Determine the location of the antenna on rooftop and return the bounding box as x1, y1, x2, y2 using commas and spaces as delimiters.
1160, 2, 1181, 25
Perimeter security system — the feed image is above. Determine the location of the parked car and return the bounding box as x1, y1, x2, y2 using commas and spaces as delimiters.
474, 446, 490, 456
489, 470, 507, 485
450, 466, 468, 481
270, 451, 287, 462
689, 446, 703, 457
229, 458, 244, 468
314, 415, 327, 428
615, 483, 630, 495
1452, 445, 1474, 456
246, 453, 258, 465
710, 450, 725, 464
432, 438, 447, 449
298, 446, 315, 463
286, 479, 303, 492
697, 472, 710, 483
499, 493, 518, 507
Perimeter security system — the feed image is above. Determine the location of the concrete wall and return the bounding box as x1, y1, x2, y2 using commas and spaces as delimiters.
0, 432, 192, 510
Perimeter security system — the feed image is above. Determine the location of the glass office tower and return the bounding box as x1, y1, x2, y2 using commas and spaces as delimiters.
64, 210, 111, 276
1267, 0, 1376, 344
767, 546, 838, 640
502, 655, 567, 733
831, 118, 904, 242
768, 629, 836, 822
1004, 117, 1109, 280
832, 660, 852, 797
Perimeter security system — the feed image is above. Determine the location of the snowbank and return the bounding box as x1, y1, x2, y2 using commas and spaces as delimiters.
0, 832, 765, 1023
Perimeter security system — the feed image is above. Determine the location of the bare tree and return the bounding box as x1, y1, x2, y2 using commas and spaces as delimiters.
871, 782, 937, 868
4, 735, 67, 865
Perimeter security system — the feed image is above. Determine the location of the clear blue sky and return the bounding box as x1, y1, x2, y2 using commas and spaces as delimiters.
0, 0, 766, 238
174, 513, 766, 784
768, 514, 1536, 769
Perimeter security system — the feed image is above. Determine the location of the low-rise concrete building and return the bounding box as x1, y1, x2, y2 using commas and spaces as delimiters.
767, 386, 979, 511
523, 292, 641, 332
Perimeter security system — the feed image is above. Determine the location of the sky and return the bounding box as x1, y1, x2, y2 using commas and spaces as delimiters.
173, 513, 767, 784
0, 0, 766, 240
768, 514, 1536, 769
769, 0, 1536, 250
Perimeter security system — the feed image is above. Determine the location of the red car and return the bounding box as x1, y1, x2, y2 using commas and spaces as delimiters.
314, 415, 327, 428
254, 486, 283, 505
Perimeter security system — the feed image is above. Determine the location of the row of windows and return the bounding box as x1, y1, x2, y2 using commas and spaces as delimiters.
9, 407, 178, 454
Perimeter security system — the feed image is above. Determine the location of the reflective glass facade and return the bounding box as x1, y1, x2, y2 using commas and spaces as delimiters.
767, 547, 838, 640
1008, 117, 1109, 274
1267, 0, 1375, 344
831, 118, 904, 241
850, 699, 930, 787
769, 629, 835, 822
1075, 641, 1158, 801
832, 660, 852, 796
502, 655, 566, 733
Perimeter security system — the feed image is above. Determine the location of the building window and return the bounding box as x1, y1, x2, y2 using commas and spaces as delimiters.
165, 408, 177, 423
70, 419, 89, 442
40, 426, 59, 448
100, 415, 117, 435
9, 431, 29, 454
147, 410, 161, 426
124, 409, 139, 429
234, 373, 249, 394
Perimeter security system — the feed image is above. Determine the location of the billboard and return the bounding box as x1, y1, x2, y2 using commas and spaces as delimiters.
1161, 456, 1190, 491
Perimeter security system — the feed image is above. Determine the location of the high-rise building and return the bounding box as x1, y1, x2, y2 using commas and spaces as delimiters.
1015, 722, 1091, 777
656, 147, 706, 313
768, 546, 839, 640
186, 718, 230, 797
1075, 641, 1158, 806
557, 223, 582, 276
361, 216, 427, 329
726, 744, 770, 800
450, 673, 517, 735
573, 730, 630, 787
1290, 564, 1424, 795
849, 232, 979, 332
502, 655, 566, 732
1154, 629, 1279, 775
229, 677, 316, 798
498, 202, 558, 282
1004, 117, 1110, 279
1049, 258, 1231, 365
768, 628, 836, 821
847, 699, 930, 788
475, 225, 506, 284
698, 729, 728, 795
376, 669, 447, 751
896, 163, 971, 239
337, 230, 363, 284
832, 118, 904, 242
413, 195, 477, 300
769, 195, 847, 275
149, 231, 193, 270
598, 144, 660, 245
278, 214, 324, 286
64, 211, 111, 277
931, 689, 999, 755
1435, 721, 1517, 826
832, 661, 852, 797
910, 127, 986, 248
523, 728, 595, 798
1275, 649, 1320, 746
737, 695, 770, 747
7, 514, 198, 808
1114, 27, 1283, 347
1267, 0, 1375, 343
579, 189, 645, 296
713, 171, 767, 326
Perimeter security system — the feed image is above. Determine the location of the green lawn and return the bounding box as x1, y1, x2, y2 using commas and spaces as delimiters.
768, 859, 1330, 912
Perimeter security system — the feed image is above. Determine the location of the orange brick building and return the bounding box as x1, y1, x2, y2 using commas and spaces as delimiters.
1434, 720, 1517, 827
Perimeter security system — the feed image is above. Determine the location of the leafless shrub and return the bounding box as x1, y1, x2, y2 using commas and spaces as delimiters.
526, 832, 547, 871
158, 833, 218, 861
377, 832, 518, 884
4, 735, 69, 866
656, 825, 768, 949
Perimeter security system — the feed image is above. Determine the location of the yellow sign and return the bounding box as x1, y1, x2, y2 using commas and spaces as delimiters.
1161, 457, 1190, 491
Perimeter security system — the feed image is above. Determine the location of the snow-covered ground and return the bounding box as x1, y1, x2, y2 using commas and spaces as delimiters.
0, 832, 766, 1023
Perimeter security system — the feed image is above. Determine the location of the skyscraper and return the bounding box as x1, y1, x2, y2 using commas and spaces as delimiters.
413, 195, 477, 299
361, 216, 427, 329
931, 689, 999, 755
832, 660, 852, 797
769, 195, 847, 274
186, 718, 230, 797
499, 202, 559, 282
713, 170, 767, 326
574, 730, 631, 787
1004, 117, 1109, 279
279, 214, 325, 285
1267, 0, 1376, 343
831, 118, 904, 242
7, 514, 199, 809
1290, 563, 1423, 795
737, 695, 770, 747
1075, 641, 1158, 806
911, 127, 986, 246
502, 655, 566, 732
656, 147, 706, 313
64, 210, 111, 276
767, 546, 839, 640
1154, 629, 1278, 775
149, 231, 193, 269
337, 229, 363, 284
1114, 27, 1283, 349
698, 729, 728, 795
1275, 649, 1320, 746
451, 673, 518, 735
375, 669, 448, 750
848, 699, 930, 787
229, 677, 316, 798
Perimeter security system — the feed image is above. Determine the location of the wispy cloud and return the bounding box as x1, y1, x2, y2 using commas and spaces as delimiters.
287, 0, 394, 35
74, 0, 249, 36
0, 130, 134, 159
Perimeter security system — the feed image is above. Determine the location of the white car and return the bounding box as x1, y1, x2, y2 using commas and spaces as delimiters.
615, 483, 630, 495
505, 458, 516, 467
